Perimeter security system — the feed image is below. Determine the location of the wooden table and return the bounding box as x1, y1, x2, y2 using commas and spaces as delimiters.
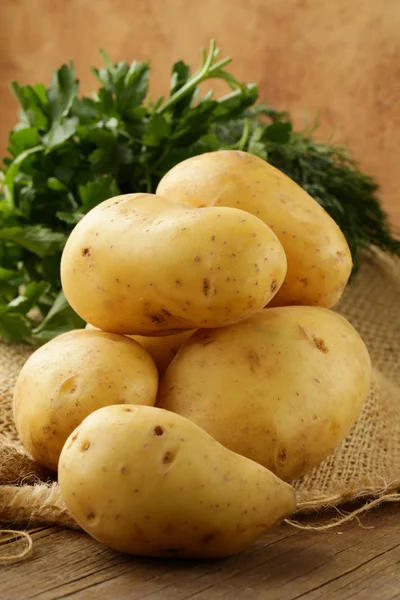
2, 502, 399, 600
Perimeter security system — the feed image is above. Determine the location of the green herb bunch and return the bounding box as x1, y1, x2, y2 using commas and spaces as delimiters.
0, 41, 398, 344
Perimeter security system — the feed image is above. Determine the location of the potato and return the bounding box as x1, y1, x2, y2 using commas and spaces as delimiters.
58, 405, 295, 558
157, 307, 371, 481
13, 330, 158, 470
86, 323, 195, 377
130, 331, 196, 376
156, 150, 352, 308
61, 193, 287, 335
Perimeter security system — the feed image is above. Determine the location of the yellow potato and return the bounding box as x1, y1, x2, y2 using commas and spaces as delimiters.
13, 330, 158, 470
158, 307, 371, 481
59, 405, 295, 558
156, 150, 352, 308
61, 193, 287, 335
132, 331, 196, 376
86, 323, 195, 377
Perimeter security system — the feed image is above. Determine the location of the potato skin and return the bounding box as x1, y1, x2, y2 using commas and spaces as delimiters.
157, 307, 371, 481
58, 405, 295, 558
131, 331, 195, 376
13, 330, 158, 471
61, 193, 287, 335
156, 150, 352, 308
86, 323, 195, 377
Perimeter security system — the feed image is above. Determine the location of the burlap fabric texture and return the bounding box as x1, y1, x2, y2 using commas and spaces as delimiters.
0, 249, 399, 533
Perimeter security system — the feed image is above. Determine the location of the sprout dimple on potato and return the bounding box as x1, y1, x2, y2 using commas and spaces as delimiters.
157, 306, 371, 481
58, 405, 296, 558
13, 330, 158, 471
61, 193, 287, 335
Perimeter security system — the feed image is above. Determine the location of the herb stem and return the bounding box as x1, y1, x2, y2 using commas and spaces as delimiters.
237, 119, 251, 150
156, 41, 233, 115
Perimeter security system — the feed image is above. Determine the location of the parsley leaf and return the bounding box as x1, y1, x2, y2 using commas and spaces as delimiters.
0, 40, 398, 344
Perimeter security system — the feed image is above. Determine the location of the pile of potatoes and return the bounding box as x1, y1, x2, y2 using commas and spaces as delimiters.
13, 151, 371, 559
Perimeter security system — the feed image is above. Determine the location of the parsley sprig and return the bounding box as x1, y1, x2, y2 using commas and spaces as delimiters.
1, 41, 398, 343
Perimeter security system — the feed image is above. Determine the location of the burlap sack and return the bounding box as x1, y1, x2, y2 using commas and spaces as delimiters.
0, 249, 399, 535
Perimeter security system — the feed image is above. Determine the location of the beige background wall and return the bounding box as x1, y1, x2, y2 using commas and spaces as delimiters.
1, 0, 399, 227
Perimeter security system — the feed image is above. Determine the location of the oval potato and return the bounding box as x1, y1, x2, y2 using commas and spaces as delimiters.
59, 405, 295, 558
86, 323, 195, 377
157, 306, 371, 481
13, 330, 158, 470
156, 150, 352, 308
131, 331, 196, 376
61, 193, 287, 335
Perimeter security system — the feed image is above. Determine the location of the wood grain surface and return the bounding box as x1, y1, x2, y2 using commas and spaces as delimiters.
0, 0, 399, 227
2, 503, 400, 599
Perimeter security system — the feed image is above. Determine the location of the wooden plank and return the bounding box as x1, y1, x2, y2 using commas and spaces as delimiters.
2, 503, 399, 600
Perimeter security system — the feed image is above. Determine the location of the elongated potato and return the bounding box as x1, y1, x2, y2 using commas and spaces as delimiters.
13, 330, 158, 470
158, 306, 371, 481
86, 323, 195, 376
61, 193, 287, 334
59, 405, 296, 558
156, 150, 352, 308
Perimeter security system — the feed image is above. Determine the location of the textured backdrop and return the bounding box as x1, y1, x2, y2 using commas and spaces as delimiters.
1, 0, 399, 226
